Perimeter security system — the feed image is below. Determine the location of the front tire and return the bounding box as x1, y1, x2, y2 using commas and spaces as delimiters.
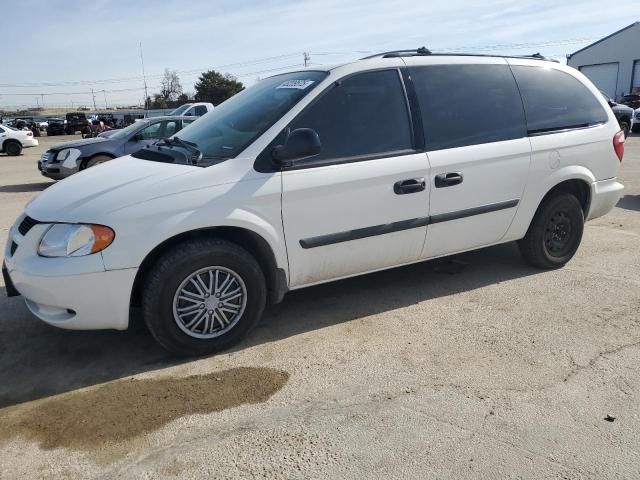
519, 192, 584, 269
142, 239, 266, 356
84, 155, 112, 168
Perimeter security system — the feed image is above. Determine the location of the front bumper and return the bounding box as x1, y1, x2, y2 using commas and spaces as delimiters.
586, 178, 624, 221
4, 217, 136, 330
39, 156, 77, 180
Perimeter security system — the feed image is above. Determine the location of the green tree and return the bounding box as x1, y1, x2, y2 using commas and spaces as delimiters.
152, 94, 168, 109
194, 71, 244, 105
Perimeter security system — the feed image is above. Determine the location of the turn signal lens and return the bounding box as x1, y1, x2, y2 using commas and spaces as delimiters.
613, 130, 625, 162
90, 225, 115, 253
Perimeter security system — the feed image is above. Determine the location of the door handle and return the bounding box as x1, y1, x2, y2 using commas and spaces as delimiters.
394, 178, 426, 195
435, 172, 463, 188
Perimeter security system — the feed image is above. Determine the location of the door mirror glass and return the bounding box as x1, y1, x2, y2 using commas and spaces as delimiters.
272, 128, 321, 166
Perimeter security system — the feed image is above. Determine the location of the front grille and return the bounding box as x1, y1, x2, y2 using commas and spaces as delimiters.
9, 242, 17, 256
18, 216, 40, 236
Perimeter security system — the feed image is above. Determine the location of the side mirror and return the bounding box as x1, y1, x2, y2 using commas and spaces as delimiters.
271, 128, 321, 166
608, 99, 616, 107
131, 133, 144, 141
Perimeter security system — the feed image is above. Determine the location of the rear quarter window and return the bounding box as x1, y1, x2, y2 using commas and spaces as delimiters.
410, 64, 527, 151
510, 65, 608, 134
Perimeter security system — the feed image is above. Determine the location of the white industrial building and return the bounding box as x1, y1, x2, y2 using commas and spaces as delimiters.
567, 22, 640, 100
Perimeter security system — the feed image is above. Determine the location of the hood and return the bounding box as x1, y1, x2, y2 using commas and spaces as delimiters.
51, 137, 110, 151
25, 155, 203, 222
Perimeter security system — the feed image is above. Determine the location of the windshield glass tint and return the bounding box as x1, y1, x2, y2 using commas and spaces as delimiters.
170, 104, 191, 115
177, 71, 327, 158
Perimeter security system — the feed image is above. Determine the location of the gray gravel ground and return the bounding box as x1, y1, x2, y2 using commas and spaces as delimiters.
0, 134, 639, 479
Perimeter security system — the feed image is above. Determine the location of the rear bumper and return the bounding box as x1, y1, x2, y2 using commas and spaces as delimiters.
587, 178, 624, 221
22, 138, 39, 147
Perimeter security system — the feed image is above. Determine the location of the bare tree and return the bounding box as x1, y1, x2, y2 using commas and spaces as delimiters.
160, 68, 183, 101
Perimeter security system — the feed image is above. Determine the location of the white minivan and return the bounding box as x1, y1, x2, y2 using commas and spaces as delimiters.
3, 50, 625, 355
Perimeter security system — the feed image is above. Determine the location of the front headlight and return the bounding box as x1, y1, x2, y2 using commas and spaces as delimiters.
38, 224, 115, 257
57, 148, 82, 168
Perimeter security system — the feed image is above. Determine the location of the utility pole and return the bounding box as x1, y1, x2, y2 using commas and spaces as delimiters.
303, 52, 310, 68
139, 42, 149, 111
91, 88, 97, 111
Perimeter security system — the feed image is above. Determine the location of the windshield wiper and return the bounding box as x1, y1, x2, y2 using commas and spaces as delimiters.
155, 136, 202, 164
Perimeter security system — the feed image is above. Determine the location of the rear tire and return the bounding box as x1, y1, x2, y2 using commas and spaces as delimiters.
519, 192, 584, 269
142, 239, 267, 356
4, 141, 22, 156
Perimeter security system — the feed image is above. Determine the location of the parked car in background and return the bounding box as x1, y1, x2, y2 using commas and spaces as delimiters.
64, 112, 90, 135
35, 119, 48, 131
620, 94, 640, 110
11, 118, 34, 130
5, 51, 625, 355
46, 118, 66, 136
38, 116, 196, 179
169, 102, 214, 117
632, 109, 640, 133
600, 91, 633, 137
0, 124, 38, 155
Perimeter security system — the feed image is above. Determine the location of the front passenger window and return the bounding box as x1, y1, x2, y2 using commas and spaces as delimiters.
290, 70, 413, 161
139, 122, 162, 139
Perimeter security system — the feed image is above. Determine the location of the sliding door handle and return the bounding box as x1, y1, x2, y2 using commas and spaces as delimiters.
435, 172, 463, 188
394, 178, 426, 195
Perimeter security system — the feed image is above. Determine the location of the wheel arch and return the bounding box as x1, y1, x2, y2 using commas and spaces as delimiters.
539, 178, 591, 216
1, 138, 21, 151
80, 152, 116, 169
129, 226, 288, 320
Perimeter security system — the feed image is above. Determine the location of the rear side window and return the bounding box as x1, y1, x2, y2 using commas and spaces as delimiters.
194, 106, 208, 116
511, 66, 608, 134
410, 64, 526, 151
290, 69, 413, 161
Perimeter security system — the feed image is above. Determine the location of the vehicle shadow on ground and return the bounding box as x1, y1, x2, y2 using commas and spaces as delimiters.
0, 182, 53, 193
617, 194, 640, 212
0, 242, 539, 409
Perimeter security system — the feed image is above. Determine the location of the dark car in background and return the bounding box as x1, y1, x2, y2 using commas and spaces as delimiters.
600, 91, 633, 137
46, 117, 66, 136
39, 116, 196, 180
620, 94, 640, 110
64, 112, 90, 135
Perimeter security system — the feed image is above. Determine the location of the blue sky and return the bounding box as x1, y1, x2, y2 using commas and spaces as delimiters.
2, 0, 639, 109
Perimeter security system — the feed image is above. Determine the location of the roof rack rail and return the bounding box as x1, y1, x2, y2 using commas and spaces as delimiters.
360, 46, 432, 60
360, 48, 558, 62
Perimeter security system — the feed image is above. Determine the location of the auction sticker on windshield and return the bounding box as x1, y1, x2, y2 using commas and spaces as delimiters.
277, 80, 315, 90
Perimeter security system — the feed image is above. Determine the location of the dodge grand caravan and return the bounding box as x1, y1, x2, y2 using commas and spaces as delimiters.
3, 50, 625, 355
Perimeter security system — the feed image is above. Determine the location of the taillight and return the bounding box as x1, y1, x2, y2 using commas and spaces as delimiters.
26, 131, 33, 137
613, 130, 625, 162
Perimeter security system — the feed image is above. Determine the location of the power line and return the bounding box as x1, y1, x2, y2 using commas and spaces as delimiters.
0, 52, 302, 88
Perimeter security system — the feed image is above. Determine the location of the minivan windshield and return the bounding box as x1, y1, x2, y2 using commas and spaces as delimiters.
175, 71, 327, 159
